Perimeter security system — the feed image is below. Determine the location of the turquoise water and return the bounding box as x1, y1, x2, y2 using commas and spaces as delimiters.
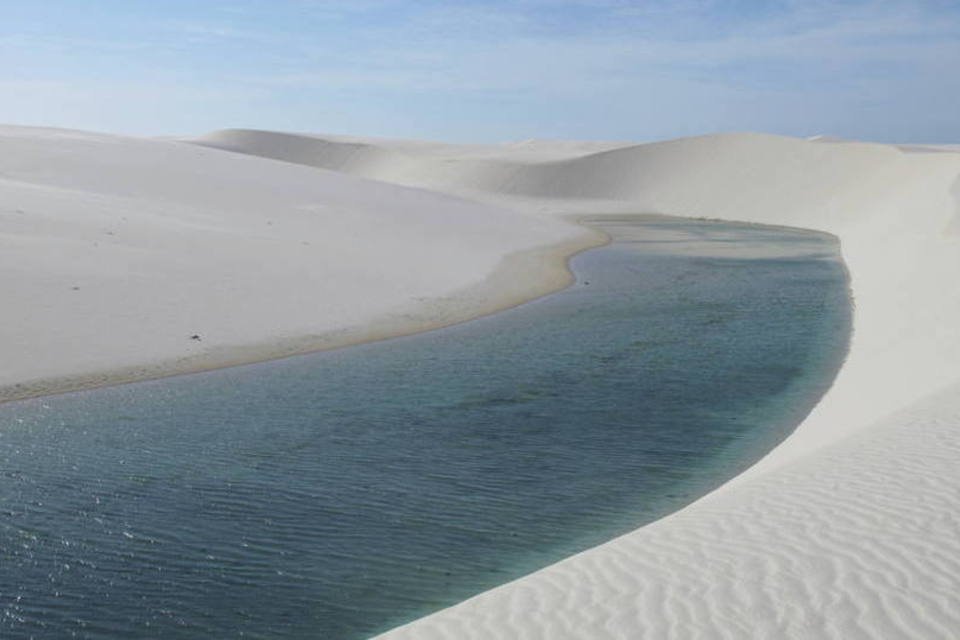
0, 217, 850, 639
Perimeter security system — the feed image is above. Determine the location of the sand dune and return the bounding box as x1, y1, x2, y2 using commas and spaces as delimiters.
191, 128, 635, 204
0, 125, 594, 402
188, 129, 960, 638
5, 123, 960, 637
194, 128, 952, 234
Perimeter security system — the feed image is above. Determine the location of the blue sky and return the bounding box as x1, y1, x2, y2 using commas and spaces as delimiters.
1, 0, 958, 142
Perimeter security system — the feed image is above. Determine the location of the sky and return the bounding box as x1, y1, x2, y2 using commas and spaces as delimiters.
1, 0, 958, 143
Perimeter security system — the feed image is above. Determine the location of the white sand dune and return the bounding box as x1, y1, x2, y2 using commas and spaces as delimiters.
0, 125, 595, 402
3, 123, 959, 637
191, 128, 636, 204
189, 129, 960, 638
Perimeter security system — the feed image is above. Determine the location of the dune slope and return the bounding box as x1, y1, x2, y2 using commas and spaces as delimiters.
0, 126, 592, 402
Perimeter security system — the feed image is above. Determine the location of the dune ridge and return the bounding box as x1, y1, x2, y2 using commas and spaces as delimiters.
188, 129, 960, 638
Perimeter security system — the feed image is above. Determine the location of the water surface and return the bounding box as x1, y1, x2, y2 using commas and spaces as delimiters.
0, 216, 850, 638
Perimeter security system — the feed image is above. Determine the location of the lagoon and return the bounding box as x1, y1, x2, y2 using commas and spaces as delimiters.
0, 216, 850, 639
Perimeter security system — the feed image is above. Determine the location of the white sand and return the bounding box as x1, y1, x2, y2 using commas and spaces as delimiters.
191, 130, 960, 638
4, 124, 959, 637
0, 125, 598, 402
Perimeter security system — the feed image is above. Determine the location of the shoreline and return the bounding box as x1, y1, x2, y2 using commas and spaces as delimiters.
0, 214, 856, 640
5, 127, 959, 638
0, 222, 608, 406
3, 210, 860, 616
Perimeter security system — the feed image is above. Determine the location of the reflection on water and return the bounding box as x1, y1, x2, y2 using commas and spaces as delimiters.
0, 217, 850, 639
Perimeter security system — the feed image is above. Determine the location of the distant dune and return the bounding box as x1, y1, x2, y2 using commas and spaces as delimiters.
193, 129, 948, 231
2, 123, 959, 638
191, 128, 960, 638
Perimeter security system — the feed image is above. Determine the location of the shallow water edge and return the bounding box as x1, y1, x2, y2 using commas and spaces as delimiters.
0, 216, 851, 639
0, 220, 608, 405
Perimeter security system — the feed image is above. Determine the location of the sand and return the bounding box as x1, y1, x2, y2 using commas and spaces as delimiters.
0, 125, 600, 403
190, 130, 960, 638
3, 124, 959, 638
